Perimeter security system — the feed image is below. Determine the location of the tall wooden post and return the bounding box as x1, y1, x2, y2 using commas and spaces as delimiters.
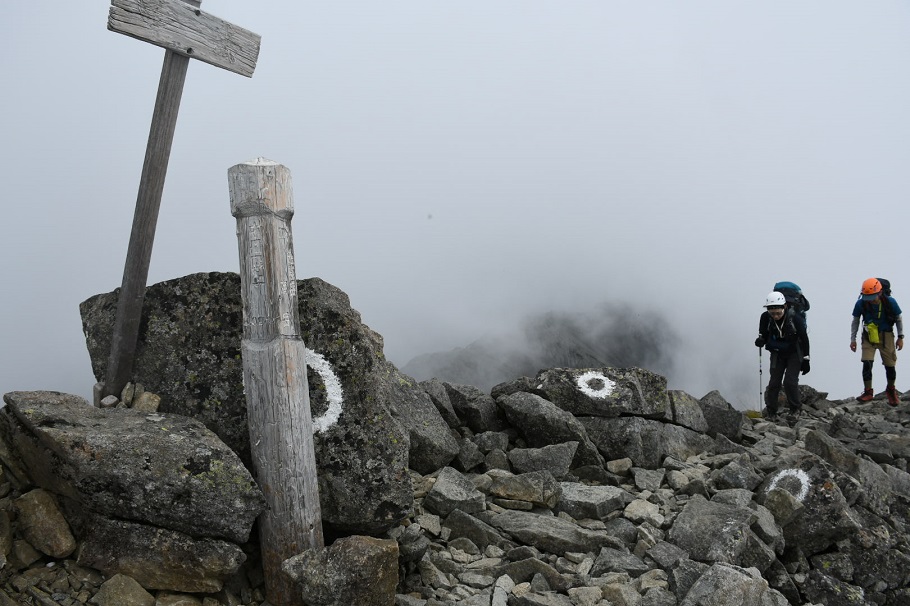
229, 159, 324, 606
101, 0, 260, 399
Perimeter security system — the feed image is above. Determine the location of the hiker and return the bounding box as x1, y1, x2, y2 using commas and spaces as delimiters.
850, 277, 904, 405
755, 291, 810, 422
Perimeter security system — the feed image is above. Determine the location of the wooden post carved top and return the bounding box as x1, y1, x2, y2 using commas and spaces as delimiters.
229, 159, 299, 344
229, 158, 294, 219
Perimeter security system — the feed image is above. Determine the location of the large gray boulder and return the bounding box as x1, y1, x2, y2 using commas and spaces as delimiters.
708, 456, 763, 492
419, 378, 461, 429
698, 391, 744, 441
667, 390, 710, 433
834, 528, 910, 593
679, 562, 789, 606
14, 488, 76, 559
442, 509, 513, 551
442, 382, 506, 433
0, 391, 263, 544
282, 535, 399, 606
80, 272, 417, 534
380, 369, 459, 474
803, 429, 893, 516
497, 391, 604, 468
487, 470, 561, 509
476, 509, 625, 556
800, 569, 867, 606
554, 482, 631, 521
757, 452, 862, 556
590, 546, 650, 577
76, 516, 246, 593
580, 416, 714, 469
508, 442, 578, 478
422, 467, 487, 517
532, 367, 672, 420
668, 495, 775, 572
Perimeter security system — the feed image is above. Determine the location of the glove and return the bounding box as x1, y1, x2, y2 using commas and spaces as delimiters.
801, 358, 810, 375
754, 336, 766, 348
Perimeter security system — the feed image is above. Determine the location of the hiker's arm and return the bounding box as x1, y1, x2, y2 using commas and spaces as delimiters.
757, 313, 769, 337
797, 315, 809, 358
850, 315, 861, 351
895, 315, 904, 350
754, 314, 767, 347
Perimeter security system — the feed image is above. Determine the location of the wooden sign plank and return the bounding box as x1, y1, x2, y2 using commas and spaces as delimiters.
109, 0, 260, 77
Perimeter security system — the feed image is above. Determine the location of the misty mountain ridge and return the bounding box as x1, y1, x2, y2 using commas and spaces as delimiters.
402, 303, 680, 392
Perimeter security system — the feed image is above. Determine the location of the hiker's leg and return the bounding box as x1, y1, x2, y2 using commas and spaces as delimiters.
861, 339, 876, 389
765, 352, 784, 414
882, 333, 898, 386
782, 352, 802, 412
862, 360, 874, 383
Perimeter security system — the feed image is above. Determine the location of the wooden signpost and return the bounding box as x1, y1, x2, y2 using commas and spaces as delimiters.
229, 159, 324, 606
105, 9, 323, 605
101, 0, 260, 399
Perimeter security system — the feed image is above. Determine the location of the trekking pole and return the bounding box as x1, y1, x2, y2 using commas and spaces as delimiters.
758, 348, 763, 411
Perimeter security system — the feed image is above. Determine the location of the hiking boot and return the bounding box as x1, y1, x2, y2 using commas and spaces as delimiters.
857, 388, 875, 402
887, 386, 900, 407
787, 410, 801, 425
764, 410, 779, 422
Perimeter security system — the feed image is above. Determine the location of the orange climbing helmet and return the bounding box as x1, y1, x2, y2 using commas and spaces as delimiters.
861, 278, 883, 299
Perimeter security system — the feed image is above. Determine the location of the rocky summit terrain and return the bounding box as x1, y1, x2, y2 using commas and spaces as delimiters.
2, 272, 910, 605
4, 384, 910, 606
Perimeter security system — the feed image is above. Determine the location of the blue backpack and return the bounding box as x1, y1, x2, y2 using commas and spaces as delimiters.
773, 281, 810, 320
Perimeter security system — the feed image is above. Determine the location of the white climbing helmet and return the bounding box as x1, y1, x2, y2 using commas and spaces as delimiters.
764, 291, 786, 308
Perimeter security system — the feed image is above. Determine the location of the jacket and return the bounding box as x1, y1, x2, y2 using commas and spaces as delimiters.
852, 296, 902, 331
758, 308, 809, 357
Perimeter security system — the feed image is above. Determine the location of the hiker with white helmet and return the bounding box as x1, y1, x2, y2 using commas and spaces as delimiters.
755, 291, 810, 422
850, 277, 904, 406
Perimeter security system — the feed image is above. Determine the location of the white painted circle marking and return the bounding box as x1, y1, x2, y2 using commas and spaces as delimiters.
305, 348, 343, 433
766, 468, 811, 502
576, 371, 616, 399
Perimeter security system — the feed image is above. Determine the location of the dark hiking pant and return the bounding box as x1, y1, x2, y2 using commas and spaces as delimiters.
766, 350, 801, 414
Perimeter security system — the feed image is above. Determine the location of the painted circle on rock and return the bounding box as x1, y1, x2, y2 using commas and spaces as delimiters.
765, 468, 811, 502
575, 371, 616, 399
305, 348, 343, 433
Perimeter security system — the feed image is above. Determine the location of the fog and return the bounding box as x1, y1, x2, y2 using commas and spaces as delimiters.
3, 2, 910, 408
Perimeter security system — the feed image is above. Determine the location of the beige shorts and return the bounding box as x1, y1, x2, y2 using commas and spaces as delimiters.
861, 330, 898, 366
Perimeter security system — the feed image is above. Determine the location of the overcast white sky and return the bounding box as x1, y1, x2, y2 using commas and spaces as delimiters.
3, 2, 910, 408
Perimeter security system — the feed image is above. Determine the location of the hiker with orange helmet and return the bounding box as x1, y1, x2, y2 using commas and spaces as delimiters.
755, 291, 810, 422
850, 278, 904, 405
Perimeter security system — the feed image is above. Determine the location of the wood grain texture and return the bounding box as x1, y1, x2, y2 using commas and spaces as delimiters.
109, 0, 260, 77
229, 160, 323, 606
